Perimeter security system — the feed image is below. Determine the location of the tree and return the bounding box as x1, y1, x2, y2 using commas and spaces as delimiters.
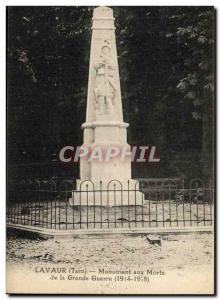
173, 7, 214, 182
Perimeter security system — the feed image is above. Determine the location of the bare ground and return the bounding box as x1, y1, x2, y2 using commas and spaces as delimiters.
7, 233, 213, 270
6, 232, 214, 294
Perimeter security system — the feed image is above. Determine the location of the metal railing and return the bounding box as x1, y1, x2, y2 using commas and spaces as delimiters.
6, 178, 214, 230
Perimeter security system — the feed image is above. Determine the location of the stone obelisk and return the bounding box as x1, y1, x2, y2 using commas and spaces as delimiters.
72, 6, 143, 205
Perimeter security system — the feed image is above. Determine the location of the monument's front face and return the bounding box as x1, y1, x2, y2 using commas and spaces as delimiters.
80, 6, 131, 184
84, 6, 123, 124
73, 6, 143, 205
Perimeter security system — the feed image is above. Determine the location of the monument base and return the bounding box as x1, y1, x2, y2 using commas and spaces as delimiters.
69, 180, 145, 206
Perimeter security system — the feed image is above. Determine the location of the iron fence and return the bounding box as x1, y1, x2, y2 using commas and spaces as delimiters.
6, 178, 214, 230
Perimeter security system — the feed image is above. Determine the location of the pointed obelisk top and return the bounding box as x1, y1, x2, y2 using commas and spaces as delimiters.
93, 6, 113, 18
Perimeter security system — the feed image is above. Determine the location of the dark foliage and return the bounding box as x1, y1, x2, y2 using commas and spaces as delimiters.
7, 6, 215, 181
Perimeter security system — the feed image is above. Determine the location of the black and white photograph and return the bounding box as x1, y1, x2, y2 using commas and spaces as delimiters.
6, 4, 215, 295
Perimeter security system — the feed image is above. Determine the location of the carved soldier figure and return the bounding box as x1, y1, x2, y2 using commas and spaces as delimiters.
94, 43, 117, 115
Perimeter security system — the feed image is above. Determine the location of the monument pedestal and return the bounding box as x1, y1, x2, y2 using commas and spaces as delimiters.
70, 180, 144, 206
80, 120, 131, 181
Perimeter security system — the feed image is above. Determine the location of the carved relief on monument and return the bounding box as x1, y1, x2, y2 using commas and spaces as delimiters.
93, 40, 117, 116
